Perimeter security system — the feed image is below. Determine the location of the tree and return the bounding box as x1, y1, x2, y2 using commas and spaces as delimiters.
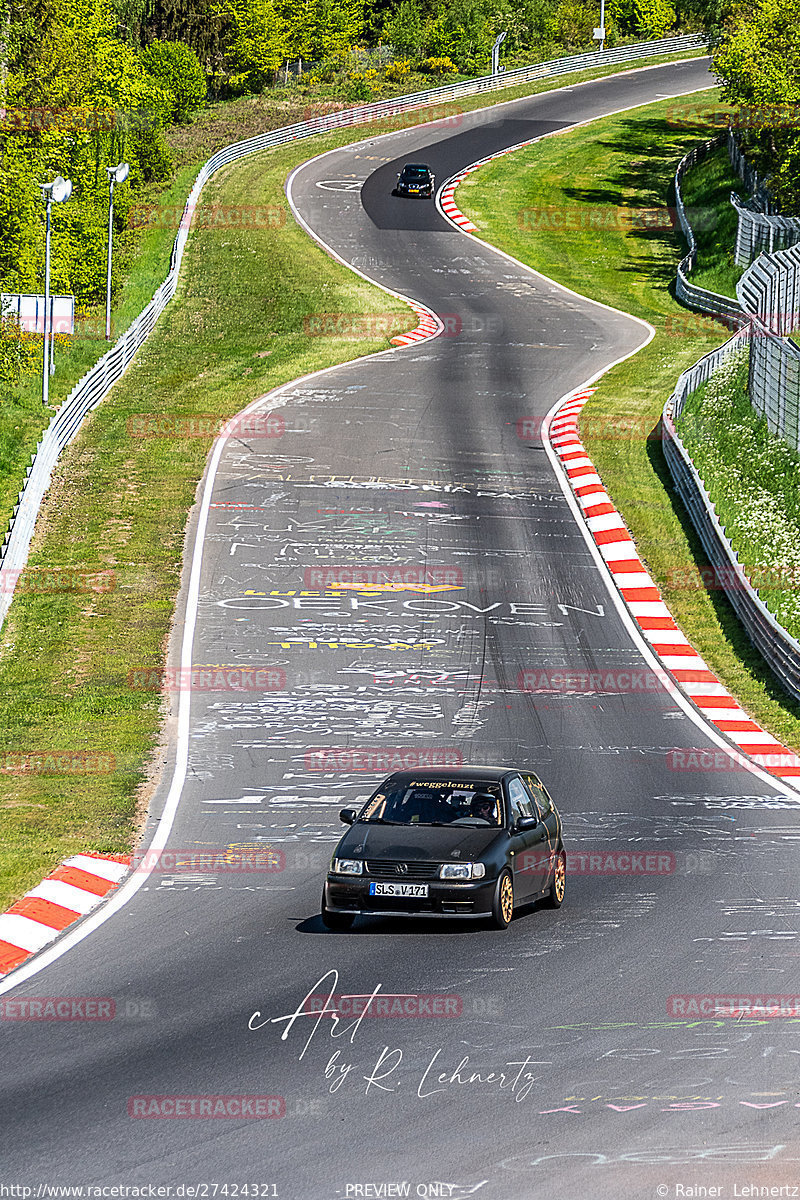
382, 0, 425, 59
140, 39, 206, 119
713, 0, 800, 207
279, 0, 364, 62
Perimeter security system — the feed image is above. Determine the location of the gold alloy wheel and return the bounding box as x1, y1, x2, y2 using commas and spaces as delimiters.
554, 853, 566, 903
499, 873, 514, 924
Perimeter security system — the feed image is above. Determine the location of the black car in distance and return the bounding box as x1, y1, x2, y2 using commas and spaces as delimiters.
321, 766, 565, 930
393, 162, 436, 198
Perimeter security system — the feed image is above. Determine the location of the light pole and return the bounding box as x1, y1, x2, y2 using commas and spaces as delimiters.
40, 175, 72, 408
105, 161, 129, 341
491, 31, 507, 76
594, 0, 606, 50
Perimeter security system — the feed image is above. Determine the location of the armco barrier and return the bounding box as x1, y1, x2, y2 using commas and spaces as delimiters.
0, 34, 704, 630
662, 332, 800, 704
674, 133, 746, 327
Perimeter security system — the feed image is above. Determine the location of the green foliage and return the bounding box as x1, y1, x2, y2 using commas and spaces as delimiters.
635, 0, 676, 36
140, 40, 207, 120
0, 0, 173, 309
382, 0, 426, 57
713, 0, 800, 208
609, 0, 675, 37
209, 0, 286, 95
0, 315, 40, 390
279, 0, 365, 61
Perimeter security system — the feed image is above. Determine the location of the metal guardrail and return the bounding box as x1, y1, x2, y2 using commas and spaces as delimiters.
0, 32, 705, 630
665, 134, 800, 701
663, 333, 800, 704
674, 133, 747, 327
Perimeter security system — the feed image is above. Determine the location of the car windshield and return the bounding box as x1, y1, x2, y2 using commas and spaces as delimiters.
401, 165, 430, 178
359, 779, 503, 826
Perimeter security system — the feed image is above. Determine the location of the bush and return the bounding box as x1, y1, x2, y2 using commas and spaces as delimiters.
420, 55, 458, 73
345, 76, 373, 99
384, 58, 412, 80
0, 314, 39, 390
140, 41, 206, 122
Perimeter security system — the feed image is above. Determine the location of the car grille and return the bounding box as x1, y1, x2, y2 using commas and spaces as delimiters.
365, 859, 440, 880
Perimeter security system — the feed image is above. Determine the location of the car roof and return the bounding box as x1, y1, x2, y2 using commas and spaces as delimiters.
382, 766, 520, 784
401, 163, 431, 171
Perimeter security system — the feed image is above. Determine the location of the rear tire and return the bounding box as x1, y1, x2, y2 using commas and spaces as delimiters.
544, 848, 566, 908
489, 870, 514, 929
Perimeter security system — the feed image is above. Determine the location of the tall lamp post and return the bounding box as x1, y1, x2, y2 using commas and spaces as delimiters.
491, 31, 507, 76
105, 161, 129, 341
40, 175, 72, 408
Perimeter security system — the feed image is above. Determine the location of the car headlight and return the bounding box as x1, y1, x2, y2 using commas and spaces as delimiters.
331, 858, 363, 876
439, 862, 486, 880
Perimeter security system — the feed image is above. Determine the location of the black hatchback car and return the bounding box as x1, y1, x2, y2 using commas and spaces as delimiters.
321, 766, 565, 930
393, 163, 435, 198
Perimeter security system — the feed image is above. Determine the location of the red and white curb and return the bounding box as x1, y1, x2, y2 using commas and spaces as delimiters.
0, 852, 131, 977
390, 301, 441, 346
438, 142, 540, 233
439, 173, 478, 232
550, 390, 800, 781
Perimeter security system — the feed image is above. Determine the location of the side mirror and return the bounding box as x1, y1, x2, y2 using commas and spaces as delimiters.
514, 815, 539, 832
339, 808, 357, 825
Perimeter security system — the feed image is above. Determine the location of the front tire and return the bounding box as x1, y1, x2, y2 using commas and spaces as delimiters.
489, 870, 514, 929
544, 848, 566, 908
321, 895, 355, 930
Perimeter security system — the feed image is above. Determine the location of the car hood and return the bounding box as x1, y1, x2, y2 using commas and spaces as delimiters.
336, 823, 503, 861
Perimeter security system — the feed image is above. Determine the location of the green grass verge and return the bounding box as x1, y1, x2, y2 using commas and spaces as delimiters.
679, 142, 744, 299
677, 348, 800, 635
0, 49, 710, 911
456, 91, 800, 750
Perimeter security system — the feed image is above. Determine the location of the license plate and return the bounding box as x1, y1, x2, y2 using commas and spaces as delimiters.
369, 882, 428, 898
409, 189, 419, 194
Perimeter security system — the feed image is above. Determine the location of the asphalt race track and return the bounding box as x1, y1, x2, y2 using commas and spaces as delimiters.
4, 57, 800, 1199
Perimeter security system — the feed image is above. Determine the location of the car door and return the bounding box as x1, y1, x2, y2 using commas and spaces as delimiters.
524, 774, 560, 888
506, 775, 548, 899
